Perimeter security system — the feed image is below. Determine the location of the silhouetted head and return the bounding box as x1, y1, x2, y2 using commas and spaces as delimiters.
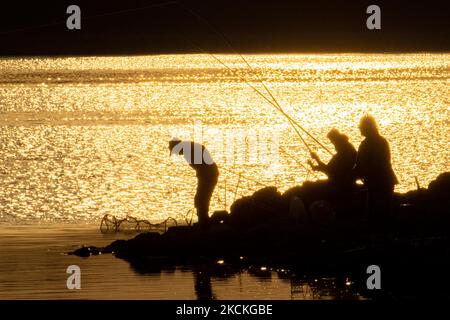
327, 128, 349, 151
168, 138, 182, 155
359, 115, 379, 137
327, 128, 341, 144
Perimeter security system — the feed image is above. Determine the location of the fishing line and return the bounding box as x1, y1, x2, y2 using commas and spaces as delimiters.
176, 32, 314, 154
0, 1, 178, 35
175, 1, 333, 155
278, 145, 310, 172
1, 0, 332, 155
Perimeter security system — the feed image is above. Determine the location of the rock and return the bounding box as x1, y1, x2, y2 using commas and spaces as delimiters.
428, 172, 450, 200
70, 172, 450, 267
397, 172, 450, 218
210, 210, 229, 224
229, 186, 289, 229
229, 196, 256, 228
252, 186, 288, 217
289, 196, 308, 223
282, 186, 304, 203
309, 200, 336, 226
71, 246, 100, 257
251, 186, 280, 201
103, 239, 127, 253
115, 232, 162, 258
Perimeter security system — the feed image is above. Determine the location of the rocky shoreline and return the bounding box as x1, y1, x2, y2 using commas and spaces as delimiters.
71, 172, 449, 268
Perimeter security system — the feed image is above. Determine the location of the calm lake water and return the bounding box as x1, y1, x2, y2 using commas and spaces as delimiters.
0, 224, 366, 300
0, 54, 448, 299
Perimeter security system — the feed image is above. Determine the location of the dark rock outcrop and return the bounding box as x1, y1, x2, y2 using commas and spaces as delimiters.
70, 173, 450, 268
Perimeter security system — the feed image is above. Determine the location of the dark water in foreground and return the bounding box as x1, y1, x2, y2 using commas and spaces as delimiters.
0, 225, 366, 300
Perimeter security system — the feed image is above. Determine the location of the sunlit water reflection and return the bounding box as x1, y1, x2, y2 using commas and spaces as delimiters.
0, 54, 449, 224
0, 225, 366, 300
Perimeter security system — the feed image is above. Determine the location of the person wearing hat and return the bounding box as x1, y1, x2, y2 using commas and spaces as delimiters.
169, 138, 219, 227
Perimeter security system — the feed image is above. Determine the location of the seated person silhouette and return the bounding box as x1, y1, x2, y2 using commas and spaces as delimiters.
308, 129, 357, 217
353, 115, 398, 226
169, 138, 219, 227
309, 129, 357, 189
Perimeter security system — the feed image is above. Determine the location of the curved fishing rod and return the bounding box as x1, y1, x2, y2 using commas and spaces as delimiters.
278, 145, 320, 180
175, 1, 332, 155
174, 32, 317, 183
176, 2, 312, 152
2, 0, 330, 156
278, 145, 310, 172
177, 32, 313, 154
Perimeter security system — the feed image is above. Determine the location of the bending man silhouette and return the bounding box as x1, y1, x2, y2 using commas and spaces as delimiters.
353, 115, 398, 225
169, 139, 219, 227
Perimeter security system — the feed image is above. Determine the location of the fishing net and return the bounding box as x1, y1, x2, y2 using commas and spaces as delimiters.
100, 210, 194, 234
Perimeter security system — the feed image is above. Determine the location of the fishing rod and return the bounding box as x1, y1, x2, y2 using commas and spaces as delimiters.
2, 0, 330, 156
220, 166, 269, 188
278, 145, 310, 172
175, 1, 333, 155
162, 35, 312, 181
175, 21, 313, 154
278, 145, 320, 180
177, 32, 314, 154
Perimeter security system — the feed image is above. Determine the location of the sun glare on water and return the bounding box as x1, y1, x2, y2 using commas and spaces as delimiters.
0, 54, 448, 223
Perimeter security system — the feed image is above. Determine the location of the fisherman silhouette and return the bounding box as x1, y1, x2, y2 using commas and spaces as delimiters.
169, 138, 219, 227
353, 115, 398, 225
309, 129, 357, 189
308, 129, 357, 217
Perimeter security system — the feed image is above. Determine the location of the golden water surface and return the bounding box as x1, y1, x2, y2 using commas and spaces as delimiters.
0, 54, 449, 223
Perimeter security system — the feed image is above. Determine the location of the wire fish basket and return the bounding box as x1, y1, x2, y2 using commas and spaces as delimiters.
100, 214, 179, 234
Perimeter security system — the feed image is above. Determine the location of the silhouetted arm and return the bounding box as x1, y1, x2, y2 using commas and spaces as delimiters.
308, 152, 330, 174
310, 152, 327, 167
